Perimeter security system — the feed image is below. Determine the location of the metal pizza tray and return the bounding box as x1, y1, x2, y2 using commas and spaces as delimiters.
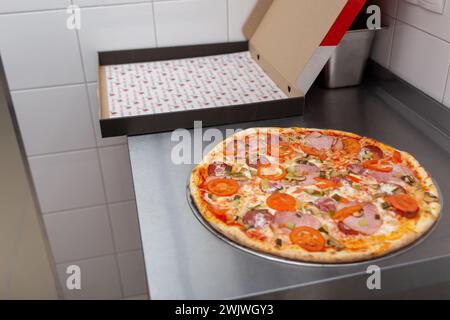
186, 177, 443, 268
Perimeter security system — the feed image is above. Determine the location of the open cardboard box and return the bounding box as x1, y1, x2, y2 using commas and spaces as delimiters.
98, 0, 366, 137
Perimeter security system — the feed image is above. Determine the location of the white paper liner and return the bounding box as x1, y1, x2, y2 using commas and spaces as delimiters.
104, 51, 287, 118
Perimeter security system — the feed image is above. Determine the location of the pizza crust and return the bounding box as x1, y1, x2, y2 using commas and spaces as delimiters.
189, 127, 441, 264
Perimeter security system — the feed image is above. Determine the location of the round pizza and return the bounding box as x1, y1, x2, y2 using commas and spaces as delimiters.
189, 128, 441, 263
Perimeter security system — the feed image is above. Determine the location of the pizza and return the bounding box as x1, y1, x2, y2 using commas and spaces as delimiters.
189, 128, 441, 263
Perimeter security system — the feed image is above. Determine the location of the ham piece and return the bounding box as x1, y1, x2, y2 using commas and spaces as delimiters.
273, 212, 321, 232
342, 203, 382, 235
304, 132, 334, 150
366, 164, 414, 185
304, 132, 343, 152
292, 163, 320, 186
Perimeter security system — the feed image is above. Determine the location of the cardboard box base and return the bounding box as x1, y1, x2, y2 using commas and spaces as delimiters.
98, 41, 304, 137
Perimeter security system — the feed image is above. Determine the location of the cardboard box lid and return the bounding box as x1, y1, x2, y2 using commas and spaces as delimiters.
246, 0, 366, 97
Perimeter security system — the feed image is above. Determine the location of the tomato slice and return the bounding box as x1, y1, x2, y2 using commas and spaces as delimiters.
257, 164, 287, 181
363, 160, 393, 172
266, 193, 297, 211
342, 138, 361, 154
385, 194, 419, 216
206, 178, 239, 197
207, 205, 228, 223
289, 226, 326, 252
333, 205, 364, 221
314, 177, 342, 189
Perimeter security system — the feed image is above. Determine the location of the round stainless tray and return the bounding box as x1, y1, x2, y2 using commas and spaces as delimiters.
186, 178, 443, 267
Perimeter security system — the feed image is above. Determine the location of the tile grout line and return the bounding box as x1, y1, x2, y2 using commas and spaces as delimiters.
442, 60, 450, 104
42, 198, 136, 216
0, 1, 153, 16
387, 18, 397, 70
386, 0, 401, 70
27, 142, 127, 160
151, 0, 159, 47
72, 13, 126, 299
394, 0, 400, 19
76, 0, 153, 10
226, 0, 230, 42
395, 17, 450, 45
54, 249, 144, 268
0, 7, 67, 15
10, 82, 87, 93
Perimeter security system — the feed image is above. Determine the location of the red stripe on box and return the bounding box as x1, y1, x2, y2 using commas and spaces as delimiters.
320, 0, 366, 47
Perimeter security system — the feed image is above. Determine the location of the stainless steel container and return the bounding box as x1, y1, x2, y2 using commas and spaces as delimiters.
320, 29, 377, 88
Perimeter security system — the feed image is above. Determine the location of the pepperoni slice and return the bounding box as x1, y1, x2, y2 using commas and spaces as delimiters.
266, 193, 297, 212
289, 226, 326, 252
206, 178, 239, 197
361, 145, 384, 160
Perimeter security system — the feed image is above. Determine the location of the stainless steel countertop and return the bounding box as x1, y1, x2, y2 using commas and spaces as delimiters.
128, 81, 450, 300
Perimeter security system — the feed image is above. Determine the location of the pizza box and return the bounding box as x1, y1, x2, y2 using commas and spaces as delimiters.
98, 0, 366, 137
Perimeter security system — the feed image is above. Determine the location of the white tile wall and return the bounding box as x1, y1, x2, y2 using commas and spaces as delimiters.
370, 0, 450, 108
12, 85, 96, 156
154, 0, 228, 47
0, 0, 70, 13
99, 145, 135, 203
56, 255, 122, 300
29, 149, 106, 213
397, 0, 450, 42
78, 3, 157, 82
109, 201, 142, 252
44, 206, 115, 263
390, 21, 450, 102
228, 0, 257, 41
117, 251, 147, 297
0, 10, 85, 90
370, 15, 396, 68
